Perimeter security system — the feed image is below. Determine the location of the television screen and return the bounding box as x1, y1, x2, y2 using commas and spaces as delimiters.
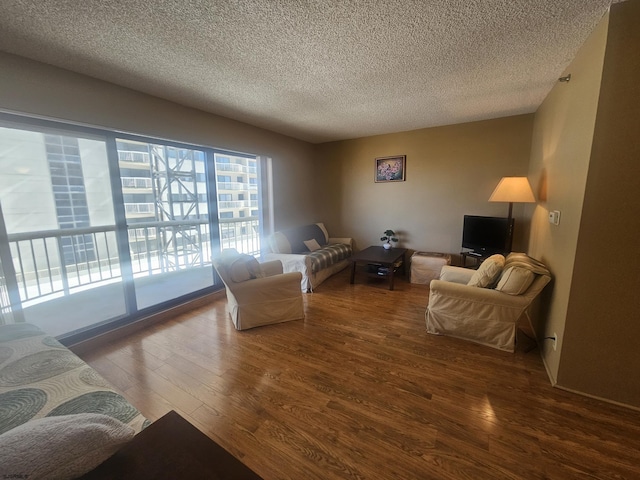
462, 215, 512, 254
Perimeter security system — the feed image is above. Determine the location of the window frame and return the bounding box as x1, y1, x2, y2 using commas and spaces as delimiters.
0, 111, 264, 344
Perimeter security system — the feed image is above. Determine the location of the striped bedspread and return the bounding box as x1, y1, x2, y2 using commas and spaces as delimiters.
308, 243, 352, 273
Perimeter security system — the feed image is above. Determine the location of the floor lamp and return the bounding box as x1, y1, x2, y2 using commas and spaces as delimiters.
488, 177, 536, 252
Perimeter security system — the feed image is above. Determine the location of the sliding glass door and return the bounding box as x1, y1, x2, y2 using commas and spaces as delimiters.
116, 138, 215, 310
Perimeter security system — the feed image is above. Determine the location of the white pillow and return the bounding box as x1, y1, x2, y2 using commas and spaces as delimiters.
467, 254, 505, 288
496, 266, 535, 295
304, 238, 322, 252
0, 414, 134, 480
229, 255, 262, 282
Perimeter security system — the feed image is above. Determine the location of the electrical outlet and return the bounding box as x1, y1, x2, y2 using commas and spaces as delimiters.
553, 332, 558, 351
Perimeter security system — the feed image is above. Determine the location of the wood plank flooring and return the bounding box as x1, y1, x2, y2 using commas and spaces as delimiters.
79, 269, 640, 480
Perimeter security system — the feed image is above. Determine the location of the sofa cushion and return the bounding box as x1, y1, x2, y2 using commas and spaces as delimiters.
496, 266, 535, 295
268, 231, 291, 254
467, 254, 505, 288
316, 223, 329, 244
281, 224, 327, 253
308, 243, 352, 273
0, 413, 134, 480
304, 239, 322, 252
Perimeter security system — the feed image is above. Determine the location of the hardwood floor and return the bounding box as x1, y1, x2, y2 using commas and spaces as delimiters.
80, 269, 640, 480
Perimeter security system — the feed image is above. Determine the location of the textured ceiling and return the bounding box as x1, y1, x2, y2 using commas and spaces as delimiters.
0, 1, 617, 143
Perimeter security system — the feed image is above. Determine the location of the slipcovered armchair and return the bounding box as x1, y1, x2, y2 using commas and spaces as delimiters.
425, 253, 551, 352
213, 249, 304, 330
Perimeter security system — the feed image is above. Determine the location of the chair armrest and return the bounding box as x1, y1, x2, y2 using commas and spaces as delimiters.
230, 272, 303, 303
260, 260, 283, 277
328, 237, 353, 247
429, 280, 530, 309
439, 265, 474, 284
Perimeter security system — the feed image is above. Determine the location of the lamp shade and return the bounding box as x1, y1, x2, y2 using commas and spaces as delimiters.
489, 177, 535, 203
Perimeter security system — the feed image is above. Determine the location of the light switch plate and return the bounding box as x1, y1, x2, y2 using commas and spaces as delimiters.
548, 210, 561, 225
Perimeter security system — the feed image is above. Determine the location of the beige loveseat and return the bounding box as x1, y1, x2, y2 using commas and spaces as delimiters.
264, 223, 353, 292
425, 253, 551, 352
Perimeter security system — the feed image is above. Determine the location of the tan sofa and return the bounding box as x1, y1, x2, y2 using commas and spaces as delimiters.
264, 222, 353, 292
425, 253, 551, 352
213, 249, 304, 330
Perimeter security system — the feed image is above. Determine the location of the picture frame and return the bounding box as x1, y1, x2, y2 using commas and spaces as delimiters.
375, 155, 406, 183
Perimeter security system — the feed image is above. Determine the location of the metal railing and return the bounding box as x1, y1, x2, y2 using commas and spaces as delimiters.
125, 203, 155, 214
217, 181, 250, 191
121, 177, 152, 189
215, 163, 257, 174
5, 218, 260, 308
218, 200, 257, 209
8, 226, 121, 303
118, 151, 150, 164
218, 217, 261, 256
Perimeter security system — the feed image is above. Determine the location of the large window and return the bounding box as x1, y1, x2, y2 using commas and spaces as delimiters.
214, 152, 262, 255
0, 114, 264, 341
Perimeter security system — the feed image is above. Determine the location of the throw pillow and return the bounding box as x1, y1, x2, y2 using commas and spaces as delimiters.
229, 256, 252, 282
245, 256, 265, 279
229, 254, 263, 282
496, 266, 535, 295
304, 238, 322, 252
0, 413, 135, 480
467, 254, 505, 288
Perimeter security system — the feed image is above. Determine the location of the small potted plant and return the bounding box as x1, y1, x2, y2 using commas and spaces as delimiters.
380, 229, 399, 250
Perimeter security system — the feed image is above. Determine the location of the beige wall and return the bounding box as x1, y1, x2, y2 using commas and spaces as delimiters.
315, 115, 534, 256
0, 52, 318, 231
559, 0, 640, 407
526, 13, 609, 382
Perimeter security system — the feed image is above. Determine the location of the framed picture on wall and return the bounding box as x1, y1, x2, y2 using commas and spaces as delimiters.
375, 155, 406, 182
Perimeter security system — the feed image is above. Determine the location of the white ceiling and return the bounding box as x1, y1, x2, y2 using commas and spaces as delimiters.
0, 1, 617, 144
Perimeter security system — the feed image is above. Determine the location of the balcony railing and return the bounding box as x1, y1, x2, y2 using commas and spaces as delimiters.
218, 200, 258, 209
218, 200, 245, 209
215, 163, 257, 174
125, 203, 155, 214
118, 151, 150, 164
3, 218, 260, 309
121, 177, 152, 189
216, 181, 251, 191
7, 226, 121, 304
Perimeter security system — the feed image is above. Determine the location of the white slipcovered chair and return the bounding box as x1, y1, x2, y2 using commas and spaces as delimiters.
213, 249, 304, 330
425, 253, 551, 352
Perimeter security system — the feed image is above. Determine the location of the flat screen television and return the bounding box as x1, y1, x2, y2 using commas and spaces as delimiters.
462, 215, 513, 255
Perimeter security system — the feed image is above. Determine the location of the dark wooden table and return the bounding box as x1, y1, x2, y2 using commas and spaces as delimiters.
81, 410, 263, 480
349, 245, 407, 290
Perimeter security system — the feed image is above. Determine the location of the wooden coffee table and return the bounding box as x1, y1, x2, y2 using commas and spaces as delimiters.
349, 246, 407, 290
81, 410, 263, 479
